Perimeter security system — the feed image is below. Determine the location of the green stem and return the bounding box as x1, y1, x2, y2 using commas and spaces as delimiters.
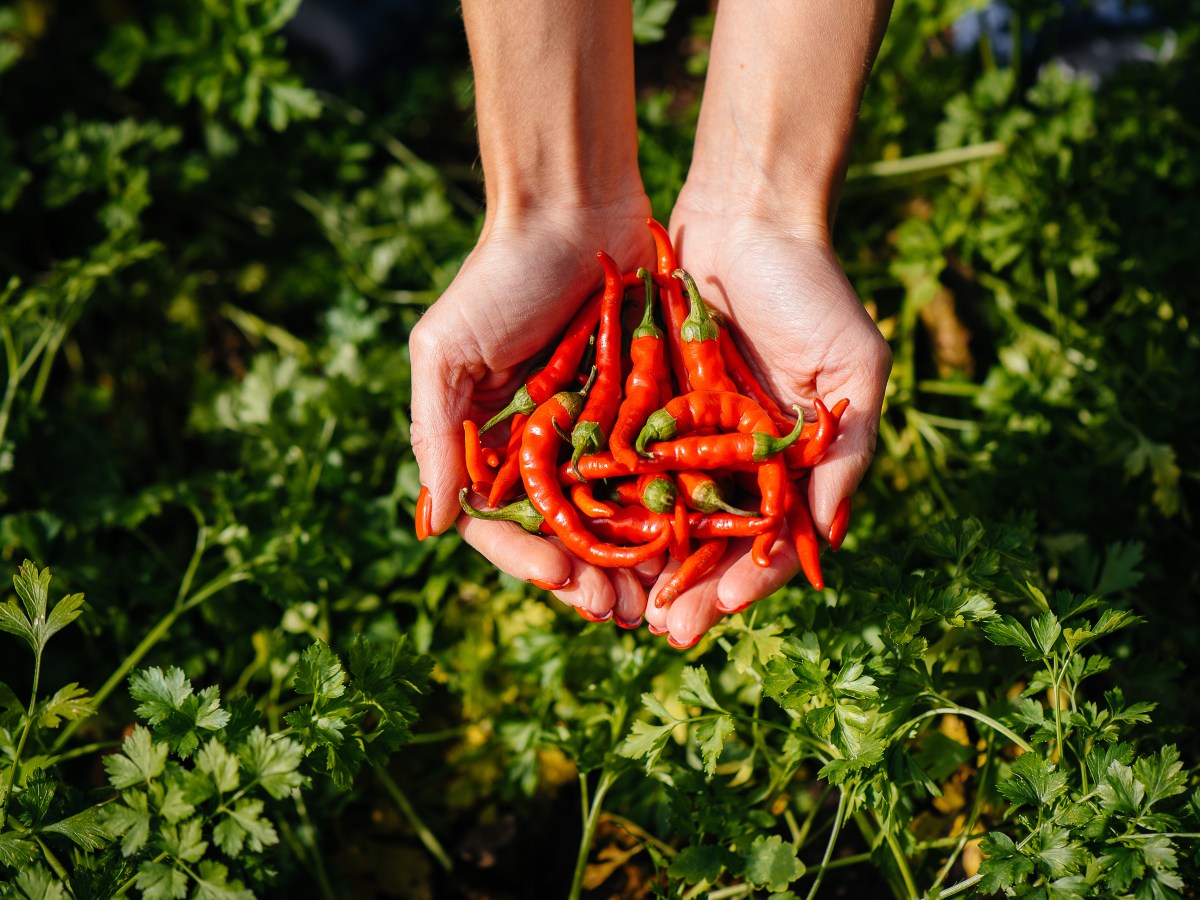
0, 648, 43, 830
891, 707, 1033, 755
804, 789, 847, 900
706, 886, 752, 899
35, 835, 73, 892
376, 766, 452, 872
113, 851, 168, 896
884, 827, 918, 900
845, 141, 1006, 186
937, 872, 983, 898
928, 734, 993, 894
568, 768, 618, 900
45, 739, 121, 767
293, 789, 338, 900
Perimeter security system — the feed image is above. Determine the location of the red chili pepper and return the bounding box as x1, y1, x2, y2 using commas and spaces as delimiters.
520, 388, 673, 566
831, 398, 850, 422
570, 482, 615, 518
641, 412, 804, 469
672, 269, 736, 393
750, 456, 788, 567
646, 218, 689, 390
415, 485, 432, 541
614, 474, 677, 514
463, 420, 496, 487
488, 412, 529, 506
717, 324, 793, 434
636, 390, 774, 456
671, 496, 690, 560
609, 268, 667, 470
656, 538, 727, 608
794, 397, 835, 468
676, 470, 756, 516
689, 512, 776, 538
559, 451, 675, 483
784, 481, 824, 590
481, 287, 603, 432
569, 252, 625, 477
588, 506, 670, 543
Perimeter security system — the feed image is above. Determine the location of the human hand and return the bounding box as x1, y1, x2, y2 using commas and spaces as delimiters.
410, 198, 665, 624
641, 205, 892, 647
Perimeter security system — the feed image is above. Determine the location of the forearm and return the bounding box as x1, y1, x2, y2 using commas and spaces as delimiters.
684, 0, 893, 233
463, 0, 644, 216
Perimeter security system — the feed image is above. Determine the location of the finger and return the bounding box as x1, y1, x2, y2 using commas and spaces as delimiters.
456, 516, 571, 588
810, 336, 890, 533
643, 557, 680, 635
664, 573, 724, 649
715, 536, 800, 614
544, 536, 618, 621
611, 568, 648, 629
633, 553, 668, 587
410, 307, 477, 536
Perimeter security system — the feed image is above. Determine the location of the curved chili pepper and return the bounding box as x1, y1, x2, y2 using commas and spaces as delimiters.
750, 455, 788, 567
588, 505, 670, 543
559, 451, 675, 483
614, 474, 676, 514
636, 390, 774, 456
458, 487, 550, 535
646, 218, 689, 389
676, 470, 756, 516
609, 268, 667, 469
831, 398, 850, 422
488, 412, 529, 506
716, 324, 793, 434
520, 389, 672, 566
463, 420, 496, 487
689, 513, 775, 538
570, 482, 615, 518
481, 287, 603, 432
415, 485, 432, 541
671, 496, 690, 561
794, 397, 835, 468
569, 252, 625, 477
672, 269, 736, 392
655, 538, 727, 608
784, 481, 824, 590
483, 448, 501, 468
641, 411, 804, 469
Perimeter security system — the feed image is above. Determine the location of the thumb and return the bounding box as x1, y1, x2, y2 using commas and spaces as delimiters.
409, 316, 475, 536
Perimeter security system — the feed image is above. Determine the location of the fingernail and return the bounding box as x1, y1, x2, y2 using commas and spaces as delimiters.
528, 576, 571, 591
576, 607, 613, 624
415, 486, 432, 541
647, 623, 667, 637
614, 615, 643, 630
667, 633, 701, 650
717, 599, 752, 615
829, 497, 851, 551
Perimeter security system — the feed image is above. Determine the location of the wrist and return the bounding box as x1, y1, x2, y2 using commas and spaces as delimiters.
672, 178, 834, 247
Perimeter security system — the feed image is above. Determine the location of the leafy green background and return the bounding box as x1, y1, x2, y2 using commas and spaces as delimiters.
1, 0, 1197, 897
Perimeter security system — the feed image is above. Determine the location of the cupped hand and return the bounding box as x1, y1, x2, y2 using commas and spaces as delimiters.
409, 198, 659, 622
644, 204, 892, 646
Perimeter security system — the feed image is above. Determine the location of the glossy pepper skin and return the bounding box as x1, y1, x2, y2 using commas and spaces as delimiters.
488, 412, 529, 506
569, 251, 626, 477
608, 268, 667, 470
614, 474, 677, 514
520, 389, 672, 567
672, 269, 736, 393
481, 287, 604, 433
646, 218, 689, 390
636, 390, 775, 456
640, 411, 805, 469
784, 481, 824, 590
655, 538, 727, 608
676, 470, 756, 517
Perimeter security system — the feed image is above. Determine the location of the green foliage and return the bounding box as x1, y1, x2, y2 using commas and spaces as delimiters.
0, 0, 1196, 897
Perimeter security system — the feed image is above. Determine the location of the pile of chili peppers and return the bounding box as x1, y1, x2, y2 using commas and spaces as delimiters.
420, 219, 848, 637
